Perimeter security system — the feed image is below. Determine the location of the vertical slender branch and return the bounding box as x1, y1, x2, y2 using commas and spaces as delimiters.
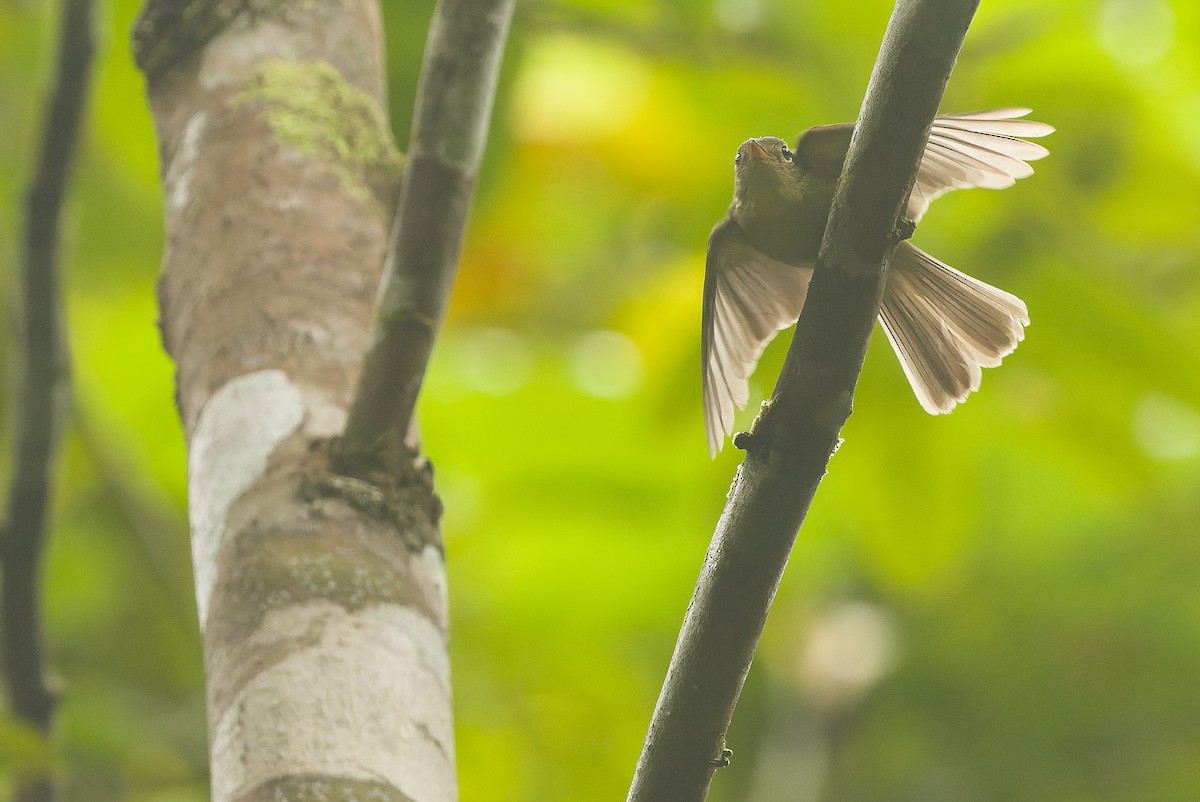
627, 1, 979, 800
1, 0, 95, 800
338, 0, 516, 464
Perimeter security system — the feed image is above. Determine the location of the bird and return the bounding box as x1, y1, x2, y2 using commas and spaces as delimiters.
702, 108, 1053, 456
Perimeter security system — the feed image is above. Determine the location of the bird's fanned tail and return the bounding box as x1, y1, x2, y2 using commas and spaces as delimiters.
878, 241, 1029, 414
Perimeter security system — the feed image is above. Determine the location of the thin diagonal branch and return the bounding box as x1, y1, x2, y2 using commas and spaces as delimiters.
337, 0, 515, 466
627, 1, 979, 800
2, 0, 95, 800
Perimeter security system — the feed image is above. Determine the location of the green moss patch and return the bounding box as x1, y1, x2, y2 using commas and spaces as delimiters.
237, 59, 404, 203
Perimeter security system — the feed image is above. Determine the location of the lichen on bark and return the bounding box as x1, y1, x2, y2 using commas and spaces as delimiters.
236, 58, 404, 205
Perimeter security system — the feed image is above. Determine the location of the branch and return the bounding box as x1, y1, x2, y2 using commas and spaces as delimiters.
2, 0, 94, 799
337, 0, 515, 465
627, 1, 979, 800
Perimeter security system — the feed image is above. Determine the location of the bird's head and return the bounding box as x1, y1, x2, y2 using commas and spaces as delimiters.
732, 136, 805, 214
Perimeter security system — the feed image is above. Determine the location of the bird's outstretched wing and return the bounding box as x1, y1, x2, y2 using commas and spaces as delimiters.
702, 218, 813, 456
793, 109, 1053, 220
908, 108, 1053, 221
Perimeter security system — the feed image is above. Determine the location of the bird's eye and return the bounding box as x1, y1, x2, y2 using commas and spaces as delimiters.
781, 145, 793, 162
734, 151, 743, 166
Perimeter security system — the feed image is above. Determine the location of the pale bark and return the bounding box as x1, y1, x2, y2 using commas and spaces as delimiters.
134, 2, 452, 800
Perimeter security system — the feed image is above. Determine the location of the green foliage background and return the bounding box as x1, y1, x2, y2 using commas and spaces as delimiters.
3, 0, 1200, 799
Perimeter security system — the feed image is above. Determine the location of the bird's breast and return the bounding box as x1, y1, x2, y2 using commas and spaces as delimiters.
733, 181, 835, 266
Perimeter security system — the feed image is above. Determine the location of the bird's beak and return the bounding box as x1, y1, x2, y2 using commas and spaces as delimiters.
744, 138, 771, 163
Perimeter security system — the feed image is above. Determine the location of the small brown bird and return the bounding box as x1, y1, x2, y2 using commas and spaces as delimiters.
702, 109, 1053, 455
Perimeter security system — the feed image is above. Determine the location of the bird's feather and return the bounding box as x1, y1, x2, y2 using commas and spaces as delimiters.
702, 219, 812, 455
878, 241, 1029, 414
908, 109, 1052, 220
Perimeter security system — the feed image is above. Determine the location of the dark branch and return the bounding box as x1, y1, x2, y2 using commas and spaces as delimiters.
337, 0, 516, 467
626, 1, 980, 800
1, 0, 94, 800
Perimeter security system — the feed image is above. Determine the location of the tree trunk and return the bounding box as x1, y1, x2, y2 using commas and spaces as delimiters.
133, 2, 454, 800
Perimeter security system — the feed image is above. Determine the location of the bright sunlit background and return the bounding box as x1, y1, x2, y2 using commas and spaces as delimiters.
2, 0, 1199, 799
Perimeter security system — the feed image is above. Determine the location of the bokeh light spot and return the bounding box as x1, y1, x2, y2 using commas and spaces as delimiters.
1132, 393, 1200, 461
801, 601, 898, 708
512, 36, 649, 144
569, 329, 644, 399
1097, 0, 1174, 68
450, 327, 534, 396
